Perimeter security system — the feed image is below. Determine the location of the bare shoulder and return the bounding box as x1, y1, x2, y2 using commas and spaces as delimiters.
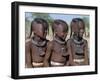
47, 41, 53, 48
66, 38, 72, 46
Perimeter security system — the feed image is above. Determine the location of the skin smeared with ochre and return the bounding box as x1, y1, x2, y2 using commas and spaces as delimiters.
25, 18, 49, 68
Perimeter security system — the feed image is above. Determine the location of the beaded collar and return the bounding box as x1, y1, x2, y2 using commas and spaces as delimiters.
54, 37, 66, 45
32, 38, 47, 47
73, 38, 84, 45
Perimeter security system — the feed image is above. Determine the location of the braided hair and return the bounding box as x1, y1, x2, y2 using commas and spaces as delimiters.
29, 18, 49, 38
70, 18, 85, 38
52, 19, 68, 35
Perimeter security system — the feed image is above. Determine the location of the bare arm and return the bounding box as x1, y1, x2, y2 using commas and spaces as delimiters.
25, 39, 32, 68
67, 39, 78, 66
84, 40, 89, 65
44, 41, 53, 67
66, 39, 75, 66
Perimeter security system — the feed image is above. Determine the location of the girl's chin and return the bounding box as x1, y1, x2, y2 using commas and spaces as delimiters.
40, 37, 46, 40
60, 37, 66, 41
61, 37, 66, 40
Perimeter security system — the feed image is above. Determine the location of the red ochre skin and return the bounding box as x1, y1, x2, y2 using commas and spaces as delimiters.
44, 19, 72, 67
68, 18, 89, 66
25, 18, 49, 68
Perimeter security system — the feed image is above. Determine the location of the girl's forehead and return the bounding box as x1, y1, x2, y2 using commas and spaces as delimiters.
72, 21, 84, 30
56, 24, 67, 31
34, 24, 42, 29
33, 23, 45, 30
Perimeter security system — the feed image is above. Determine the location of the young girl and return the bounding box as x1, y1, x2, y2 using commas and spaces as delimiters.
44, 19, 71, 67
25, 18, 49, 68
67, 18, 89, 65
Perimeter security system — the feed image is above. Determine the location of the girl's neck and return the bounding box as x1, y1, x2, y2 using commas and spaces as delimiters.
55, 35, 65, 42
54, 35, 66, 44
33, 35, 44, 42
73, 35, 83, 42
32, 35, 47, 47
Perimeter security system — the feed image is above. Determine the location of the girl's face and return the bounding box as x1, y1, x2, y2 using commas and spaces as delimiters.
78, 21, 85, 38
73, 21, 84, 38
78, 28, 84, 38
55, 24, 68, 40
33, 23, 47, 39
